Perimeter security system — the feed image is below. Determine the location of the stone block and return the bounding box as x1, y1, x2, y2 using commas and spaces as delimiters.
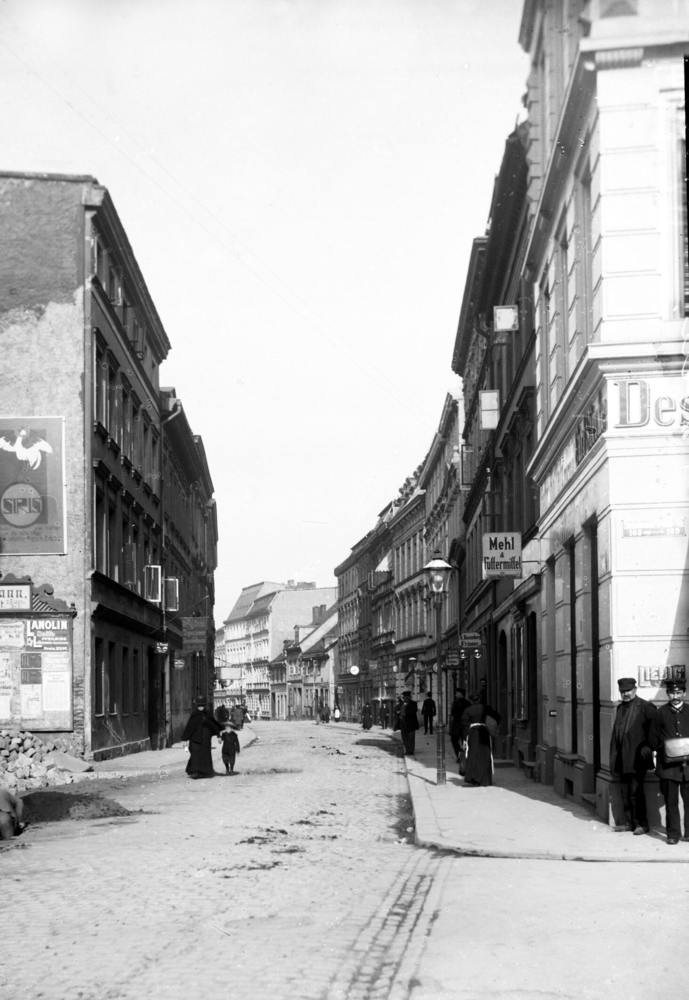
46, 750, 93, 773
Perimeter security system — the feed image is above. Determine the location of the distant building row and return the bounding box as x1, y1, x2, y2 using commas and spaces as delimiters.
214, 582, 337, 720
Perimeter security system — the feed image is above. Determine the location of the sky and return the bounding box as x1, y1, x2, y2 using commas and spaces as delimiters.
0, 0, 529, 621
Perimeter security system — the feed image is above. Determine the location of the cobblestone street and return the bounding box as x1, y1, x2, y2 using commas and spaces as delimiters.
1, 723, 449, 1000
2, 723, 687, 1000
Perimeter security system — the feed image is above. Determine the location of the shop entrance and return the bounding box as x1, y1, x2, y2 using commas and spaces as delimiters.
147, 646, 165, 750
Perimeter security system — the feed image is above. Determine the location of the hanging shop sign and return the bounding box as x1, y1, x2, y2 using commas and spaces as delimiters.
182, 617, 208, 654
459, 632, 482, 648
0, 416, 66, 554
482, 533, 522, 579
492, 305, 519, 346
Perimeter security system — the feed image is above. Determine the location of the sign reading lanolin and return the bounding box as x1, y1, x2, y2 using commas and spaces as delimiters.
482, 533, 522, 579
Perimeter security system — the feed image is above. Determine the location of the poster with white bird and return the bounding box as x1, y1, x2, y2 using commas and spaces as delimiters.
0, 417, 66, 554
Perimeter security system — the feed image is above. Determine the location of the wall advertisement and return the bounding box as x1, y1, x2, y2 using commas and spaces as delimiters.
0, 416, 66, 554
0, 615, 73, 729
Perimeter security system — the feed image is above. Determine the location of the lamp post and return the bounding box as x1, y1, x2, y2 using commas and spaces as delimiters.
424, 550, 452, 786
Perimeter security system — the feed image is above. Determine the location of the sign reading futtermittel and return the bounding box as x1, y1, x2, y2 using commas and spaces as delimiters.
482, 533, 522, 579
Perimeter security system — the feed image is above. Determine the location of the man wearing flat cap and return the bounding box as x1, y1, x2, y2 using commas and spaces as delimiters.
609, 677, 656, 834
649, 677, 689, 845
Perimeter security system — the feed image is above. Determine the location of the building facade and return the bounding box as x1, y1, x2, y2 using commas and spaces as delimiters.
0, 172, 217, 759
220, 581, 337, 720
448, 0, 689, 820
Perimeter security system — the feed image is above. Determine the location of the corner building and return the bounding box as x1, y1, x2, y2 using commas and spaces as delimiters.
0, 172, 217, 759
518, 0, 689, 819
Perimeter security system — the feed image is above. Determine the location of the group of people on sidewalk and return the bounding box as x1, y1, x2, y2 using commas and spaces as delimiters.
394, 673, 689, 845
609, 676, 689, 846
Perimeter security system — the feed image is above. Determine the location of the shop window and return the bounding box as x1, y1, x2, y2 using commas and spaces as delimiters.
515, 624, 525, 719
122, 646, 130, 714
108, 503, 118, 581
107, 641, 117, 714
108, 367, 119, 443
131, 396, 141, 470
94, 341, 108, 427
94, 638, 104, 716
132, 648, 140, 714
121, 378, 132, 460
94, 482, 107, 573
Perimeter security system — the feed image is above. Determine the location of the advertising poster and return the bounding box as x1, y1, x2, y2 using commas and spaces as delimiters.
0, 616, 73, 729
0, 416, 66, 554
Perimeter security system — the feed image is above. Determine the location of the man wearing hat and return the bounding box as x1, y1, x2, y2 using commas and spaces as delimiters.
649, 677, 689, 845
609, 677, 656, 834
398, 690, 419, 756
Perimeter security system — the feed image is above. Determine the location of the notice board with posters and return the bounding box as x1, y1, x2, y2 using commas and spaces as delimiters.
0, 416, 66, 555
0, 615, 73, 730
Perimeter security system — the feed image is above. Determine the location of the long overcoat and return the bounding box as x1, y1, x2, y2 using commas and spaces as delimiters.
608, 696, 656, 775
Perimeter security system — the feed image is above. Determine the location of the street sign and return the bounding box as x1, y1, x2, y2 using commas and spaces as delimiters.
446, 654, 460, 666
155, 642, 169, 654
459, 633, 481, 648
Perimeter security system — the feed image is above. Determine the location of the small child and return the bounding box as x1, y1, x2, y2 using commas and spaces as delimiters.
219, 725, 241, 775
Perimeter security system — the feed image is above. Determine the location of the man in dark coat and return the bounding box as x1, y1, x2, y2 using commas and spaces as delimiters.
182, 697, 223, 779
648, 678, 689, 845
609, 677, 656, 834
449, 688, 471, 761
421, 693, 436, 735
399, 690, 419, 756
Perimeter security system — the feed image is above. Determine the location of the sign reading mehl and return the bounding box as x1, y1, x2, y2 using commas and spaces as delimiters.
482, 533, 522, 579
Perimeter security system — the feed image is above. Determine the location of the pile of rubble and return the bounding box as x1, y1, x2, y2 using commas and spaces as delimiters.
0, 730, 88, 792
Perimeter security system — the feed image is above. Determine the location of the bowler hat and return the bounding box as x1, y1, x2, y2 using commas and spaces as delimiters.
617, 678, 637, 692
194, 696, 207, 707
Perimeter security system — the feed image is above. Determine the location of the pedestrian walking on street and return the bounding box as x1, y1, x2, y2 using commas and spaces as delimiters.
422, 693, 436, 735
449, 689, 471, 762
219, 724, 241, 775
609, 677, 656, 834
649, 677, 689, 845
216, 703, 230, 725
231, 704, 244, 729
460, 691, 501, 786
380, 703, 389, 729
333, 706, 341, 722
182, 697, 223, 779
362, 703, 373, 730
0, 787, 25, 840
399, 690, 419, 756
323, 704, 331, 723
478, 678, 488, 705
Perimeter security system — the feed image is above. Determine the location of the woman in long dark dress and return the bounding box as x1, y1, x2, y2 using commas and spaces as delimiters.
460, 691, 501, 786
362, 703, 373, 730
182, 698, 223, 779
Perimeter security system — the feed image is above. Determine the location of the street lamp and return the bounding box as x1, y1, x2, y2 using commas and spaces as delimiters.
424, 550, 452, 786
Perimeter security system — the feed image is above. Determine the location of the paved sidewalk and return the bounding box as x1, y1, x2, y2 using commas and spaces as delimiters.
399, 729, 689, 863
89, 724, 257, 775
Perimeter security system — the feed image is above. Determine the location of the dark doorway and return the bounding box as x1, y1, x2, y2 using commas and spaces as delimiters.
588, 523, 601, 775
498, 630, 508, 737
147, 646, 164, 751
527, 612, 538, 748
